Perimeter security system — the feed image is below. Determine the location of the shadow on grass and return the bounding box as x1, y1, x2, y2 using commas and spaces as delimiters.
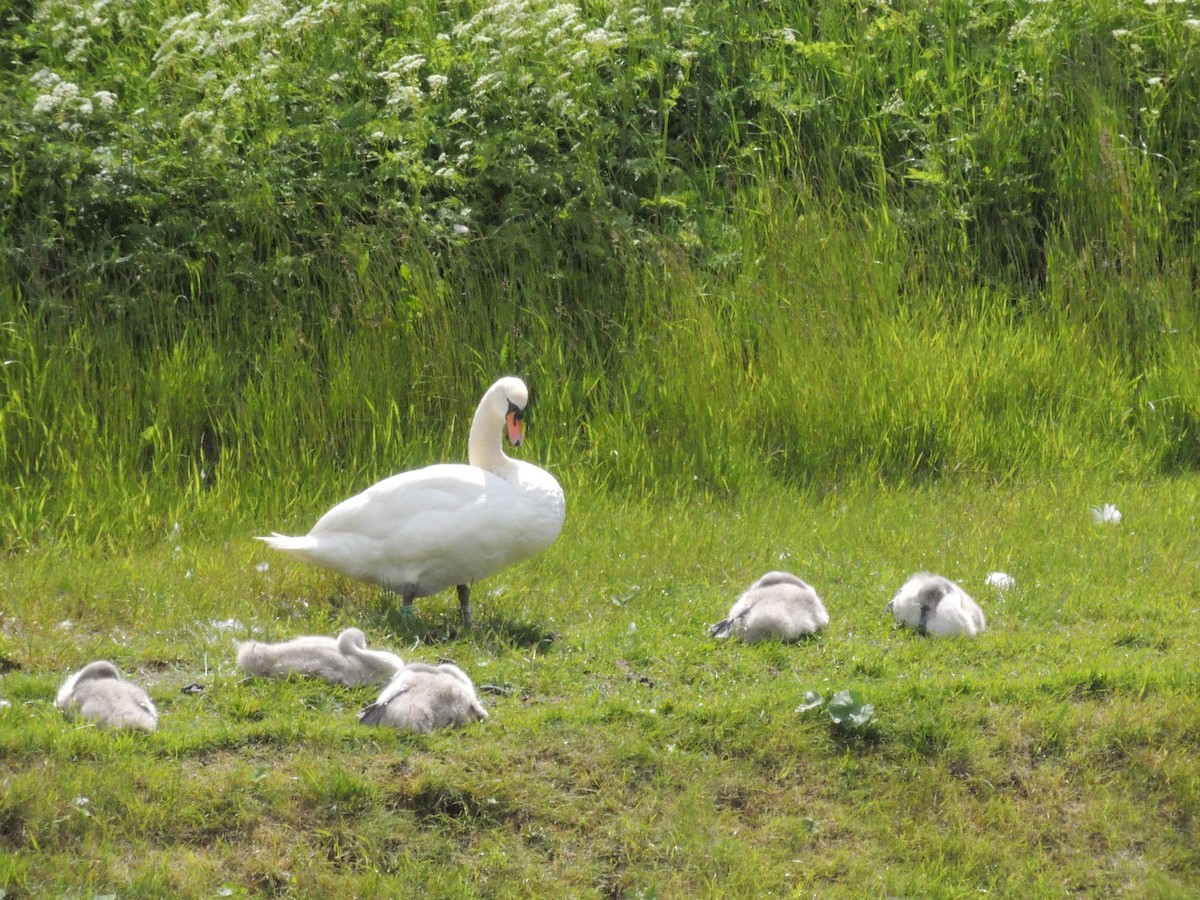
360, 601, 557, 654
829, 722, 886, 753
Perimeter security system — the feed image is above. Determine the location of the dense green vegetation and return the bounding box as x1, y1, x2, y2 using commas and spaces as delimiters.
2, 0, 1200, 895
3, 0, 1200, 545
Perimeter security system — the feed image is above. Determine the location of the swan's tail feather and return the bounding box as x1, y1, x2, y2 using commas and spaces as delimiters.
709, 618, 735, 639
256, 533, 319, 555
358, 701, 387, 726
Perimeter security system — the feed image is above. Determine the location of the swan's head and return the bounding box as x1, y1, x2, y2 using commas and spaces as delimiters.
75, 660, 123, 684
494, 377, 529, 447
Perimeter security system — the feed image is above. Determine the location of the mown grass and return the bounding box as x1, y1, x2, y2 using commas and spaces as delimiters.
3, 478, 1199, 896
3, 0, 1200, 894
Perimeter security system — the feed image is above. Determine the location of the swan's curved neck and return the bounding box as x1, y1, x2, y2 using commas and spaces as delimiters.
468, 387, 515, 475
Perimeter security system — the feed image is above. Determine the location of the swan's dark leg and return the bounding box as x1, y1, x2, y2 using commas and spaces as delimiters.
457, 584, 473, 628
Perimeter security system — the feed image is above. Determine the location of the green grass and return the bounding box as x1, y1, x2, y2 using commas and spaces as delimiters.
3, 0, 1200, 894
2, 478, 1199, 896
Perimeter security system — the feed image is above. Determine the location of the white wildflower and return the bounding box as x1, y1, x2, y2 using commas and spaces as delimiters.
1091, 503, 1123, 525
31, 76, 84, 116
426, 73, 449, 96
179, 109, 215, 130
66, 36, 91, 64
30, 68, 59, 89
582, 27, 611, 47
392, 54, 426, 74
472, 72, 504, 93
387, 85, 422, 108
283, 9, 311, 29
93, 90, 117, 110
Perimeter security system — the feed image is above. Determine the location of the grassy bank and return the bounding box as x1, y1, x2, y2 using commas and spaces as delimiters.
3, 0, 1200, 894
2, 478, 1199, 896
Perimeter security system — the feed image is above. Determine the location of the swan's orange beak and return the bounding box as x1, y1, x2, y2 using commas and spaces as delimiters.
506, 411, 525, 447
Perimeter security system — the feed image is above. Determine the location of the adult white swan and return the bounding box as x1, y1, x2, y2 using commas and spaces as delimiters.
257, 377, 566, 626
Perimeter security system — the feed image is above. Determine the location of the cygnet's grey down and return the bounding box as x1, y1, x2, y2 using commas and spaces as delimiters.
236, 627, 404, 687
55, 661, 158, 732
358, 662, 488, 733
709, 571, 830, 643
884, 572, 986, 637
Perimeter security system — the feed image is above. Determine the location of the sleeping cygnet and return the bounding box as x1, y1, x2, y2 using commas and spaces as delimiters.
884, 572, 986, 637
358, 662, 489, 734
236, 627, 404, 687
55, 661, 158, 733
709, 571, 830, 643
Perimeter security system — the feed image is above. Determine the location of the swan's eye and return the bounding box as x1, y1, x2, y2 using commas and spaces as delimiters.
506, 400, 525, 422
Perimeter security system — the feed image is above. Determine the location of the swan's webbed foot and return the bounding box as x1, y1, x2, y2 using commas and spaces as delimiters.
386, 586, 416, 626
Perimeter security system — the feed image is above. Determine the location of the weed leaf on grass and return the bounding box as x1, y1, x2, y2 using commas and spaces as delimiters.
795, 690, 825, 713
827, 690, 875, 729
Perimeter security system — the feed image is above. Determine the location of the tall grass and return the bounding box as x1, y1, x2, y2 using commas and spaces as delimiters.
1, 0, 1200, 546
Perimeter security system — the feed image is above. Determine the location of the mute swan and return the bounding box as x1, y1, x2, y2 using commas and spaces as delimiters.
55, 661, 158, 732
258, 376, 566, 626
358, 661, 488, 733
236, 627, 404, 686
884, 572, 986, 637
709, 571, 829, 643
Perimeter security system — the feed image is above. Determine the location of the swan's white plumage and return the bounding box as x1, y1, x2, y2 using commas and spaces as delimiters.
236, 627, 404, 686
358, 662, 488, 733
55, 661, 158, 732
710, 571, 829, 643
885, 572, 986, 637
257, 377, 566, 624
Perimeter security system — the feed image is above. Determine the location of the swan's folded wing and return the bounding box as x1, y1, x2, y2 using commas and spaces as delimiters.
308, 464, 501, 541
